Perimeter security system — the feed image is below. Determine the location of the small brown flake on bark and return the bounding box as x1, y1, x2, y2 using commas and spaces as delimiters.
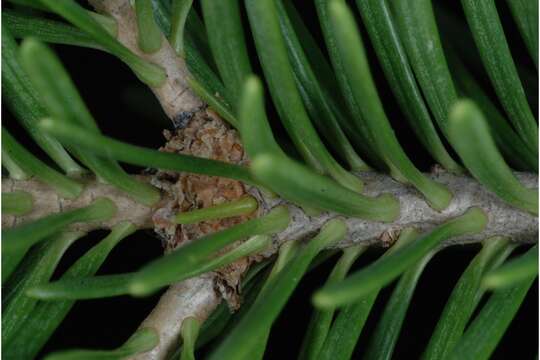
378, 228, 401, 248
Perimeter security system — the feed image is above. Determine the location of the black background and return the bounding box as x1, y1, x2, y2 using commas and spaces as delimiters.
2, 0, 538, 359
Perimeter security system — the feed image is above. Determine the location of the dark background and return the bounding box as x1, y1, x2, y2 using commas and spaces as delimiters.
2, 0, 538, 359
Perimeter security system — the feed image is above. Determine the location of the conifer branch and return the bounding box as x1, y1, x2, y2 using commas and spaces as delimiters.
131, 274, 219, 360
18, 3, 527, 359
5, 169, 536, 359
4, 171, 536, 246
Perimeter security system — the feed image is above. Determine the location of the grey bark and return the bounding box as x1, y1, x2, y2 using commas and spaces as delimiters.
259, 171, 538, 252
132, 274, 219, 360
2, 177, 155, 231
88, 0, 203, 119
4, 172, 537, 245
